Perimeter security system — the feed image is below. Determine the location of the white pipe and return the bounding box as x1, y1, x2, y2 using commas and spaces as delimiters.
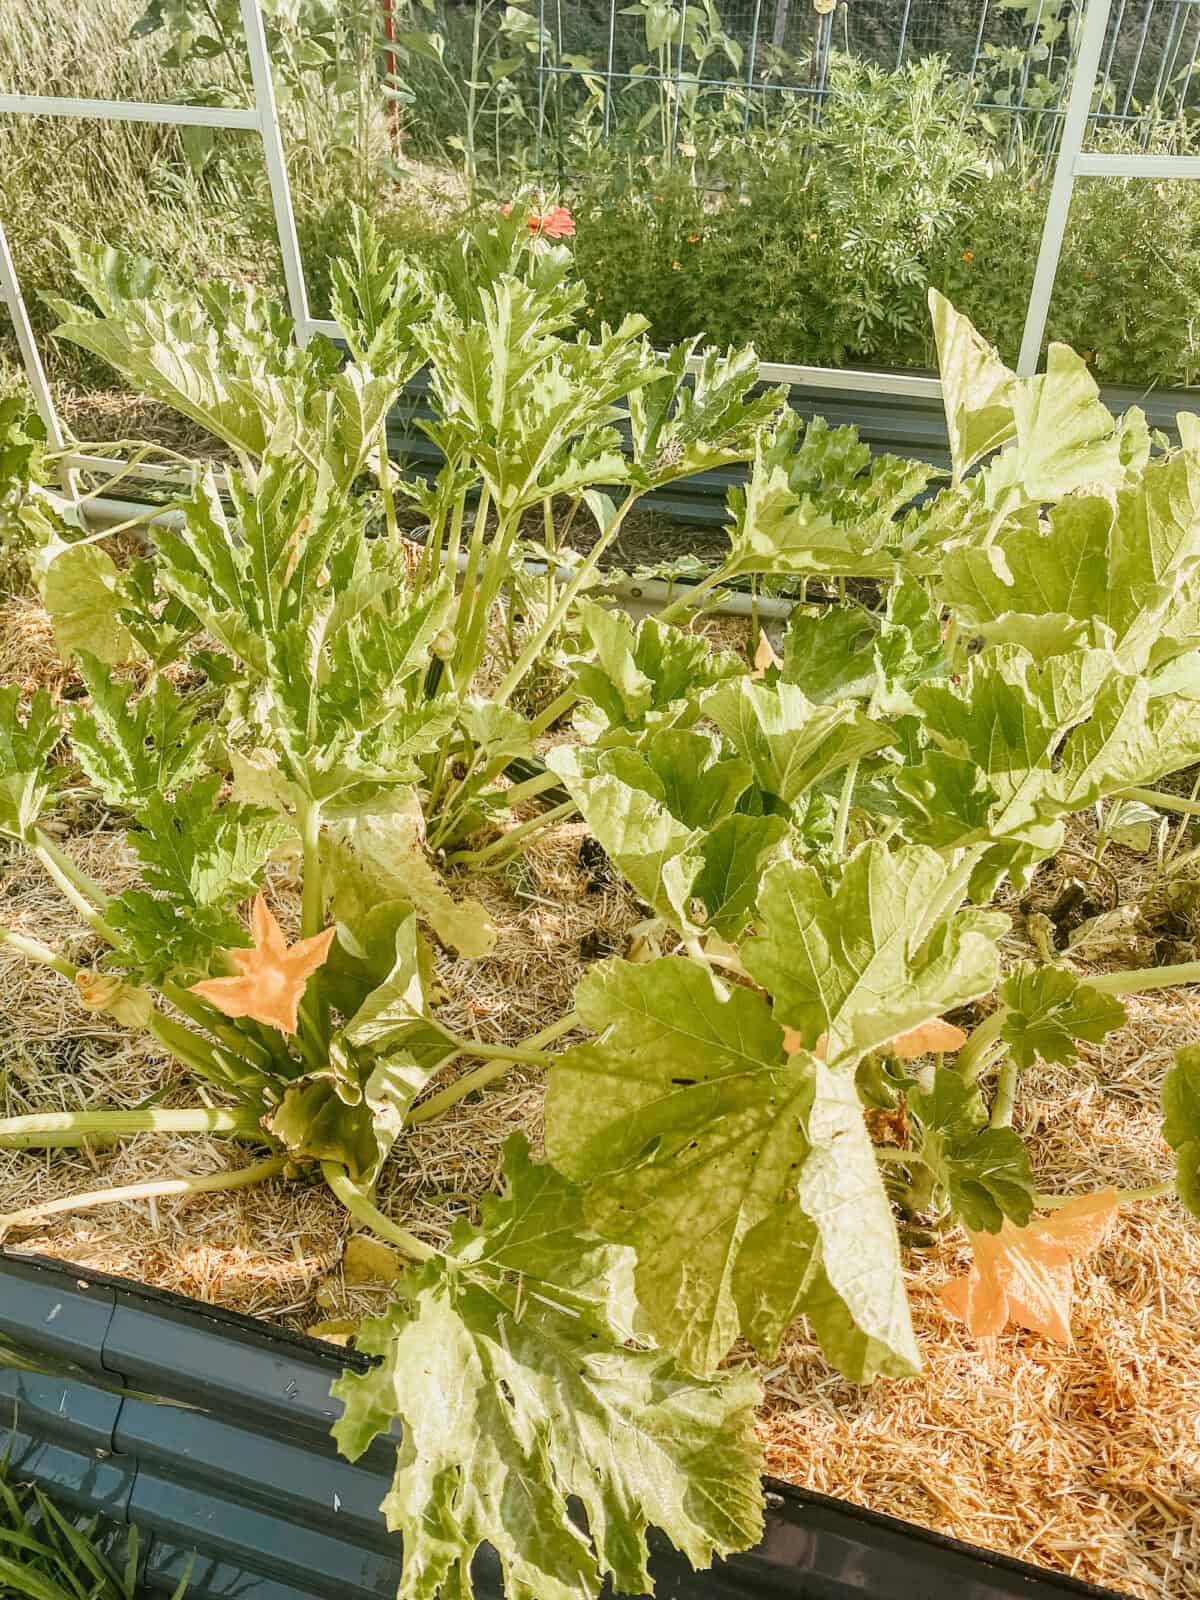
0, 93, 259, 129
80, 494, 798, 620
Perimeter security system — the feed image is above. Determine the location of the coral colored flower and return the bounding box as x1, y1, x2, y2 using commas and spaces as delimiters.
527, 205, 575, 239
191, 894, 335, 1036
940, 1190, 1119, 1346
962, 250, 974, 261
891, 1017, 968, 1059
501, 202, 514, 216
687, 233, 701, 243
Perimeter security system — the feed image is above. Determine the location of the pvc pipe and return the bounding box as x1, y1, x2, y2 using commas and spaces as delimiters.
80, 495, 799, 620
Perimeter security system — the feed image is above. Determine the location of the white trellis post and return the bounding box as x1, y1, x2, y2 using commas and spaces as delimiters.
0, 0, 320, 454
1019, 0, 1200, 374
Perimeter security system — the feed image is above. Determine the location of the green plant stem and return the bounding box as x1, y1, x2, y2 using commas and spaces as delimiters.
1035, 1180, 1175, 1210
1087, 960, 1200, 995
832, 758, 859, 858
529, 687, 578, 736
0, 1156, 288, 1235
320, 1162, 438, 1262
159, 979, 280, 1074
0, 925, 78, 981
989, 1054, 1019, 1128
1123, 785, 1200, 818
378, 431, 399, 544
148, 1012, 265, 1100
32, 834, 118, 942
494, 490, 640, 706
957, 1007, 1008, 1082
913, 844, 986, 951
500, 768, 562, 809
445, 799, 576, 868
409, 1012, 580, 1125
299, 801, 324, 938
0, 1107, 263, 1151
656, 565, 728, 625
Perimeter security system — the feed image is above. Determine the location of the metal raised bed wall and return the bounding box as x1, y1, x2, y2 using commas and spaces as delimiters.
0, 1249, 1136, 1600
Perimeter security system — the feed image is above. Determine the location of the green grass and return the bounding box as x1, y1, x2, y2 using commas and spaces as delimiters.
0, 1449, 182, 1600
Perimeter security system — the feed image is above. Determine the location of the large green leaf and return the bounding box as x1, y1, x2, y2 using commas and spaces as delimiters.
941, 453, 1200, 671
704, 678, 890, 806
718, 415, 936, 582
929, 291, 1127, 500
38, 539, 135, 666
1162, 1045, 1200, 1219
548, 734, 783, 938
928, 289, 1015, 480
0, 688, 62, 842
70, 654, 209, 811
568, 600, 741, 742
545, 958, 919, 1379
331, 790, 497, 958
627, 340, 786, 488
332, 1137, 764, 1600
999, 964, 1127, 1070
108, 778, 288, 982
743, 843, 1004, 1068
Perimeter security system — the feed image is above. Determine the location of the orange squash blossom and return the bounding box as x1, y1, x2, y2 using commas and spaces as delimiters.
191, 894, 336, 1036
940, 1190, 1119, 1346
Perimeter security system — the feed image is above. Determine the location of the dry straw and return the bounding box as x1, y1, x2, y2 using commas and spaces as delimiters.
0, 603, 1197, 1598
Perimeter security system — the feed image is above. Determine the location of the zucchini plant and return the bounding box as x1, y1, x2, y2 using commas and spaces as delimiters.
0, 212, 1198, 1600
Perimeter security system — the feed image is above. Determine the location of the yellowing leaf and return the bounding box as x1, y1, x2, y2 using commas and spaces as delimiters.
343, 1234, 404, 1285
191, 893, 335, 1035
891, 1018, 967, 1059
939, 1190, 1118, 1346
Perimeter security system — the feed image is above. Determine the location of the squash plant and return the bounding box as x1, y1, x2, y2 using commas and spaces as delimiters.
1, 215, 1199, 1600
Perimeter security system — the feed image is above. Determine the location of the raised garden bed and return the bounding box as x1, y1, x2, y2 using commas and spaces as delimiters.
1, 208, 1199, 1600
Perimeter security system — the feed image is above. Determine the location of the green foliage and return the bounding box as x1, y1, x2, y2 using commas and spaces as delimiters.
743, 844, 1005, 1068
1162, 1047, 1200, 1219
332, 1136, 764, 1600
909, 1068, 1036, 1233
0, 1451, 181, 1600
0, 688, 61, 843
999, 966, 1128, 1070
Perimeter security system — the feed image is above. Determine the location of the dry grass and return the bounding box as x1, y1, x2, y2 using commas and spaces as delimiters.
1, 598, 1198, 1598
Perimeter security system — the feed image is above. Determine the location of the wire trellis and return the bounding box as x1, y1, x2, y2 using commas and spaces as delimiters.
533, 0, 1200, 166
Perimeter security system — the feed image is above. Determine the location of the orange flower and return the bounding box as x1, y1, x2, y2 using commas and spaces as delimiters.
687, 233, 701, 243
891, 1017, 967, 1059
961, 250, 974, 262
940, 1190, 1119, 1346
191, 894, 336, 1036
527, 205, 575, 239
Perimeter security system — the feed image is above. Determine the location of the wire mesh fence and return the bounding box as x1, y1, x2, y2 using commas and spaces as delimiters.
530, 0, 1200, 165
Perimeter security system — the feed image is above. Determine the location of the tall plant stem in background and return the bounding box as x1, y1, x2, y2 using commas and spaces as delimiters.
299, 801, 324, 938
495, 490, 639, 705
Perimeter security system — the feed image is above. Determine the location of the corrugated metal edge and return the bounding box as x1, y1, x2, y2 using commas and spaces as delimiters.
0, 1250, 1134, 1600
386, 372, 1194, 527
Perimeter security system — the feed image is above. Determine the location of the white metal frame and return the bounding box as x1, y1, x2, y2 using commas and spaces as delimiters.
0, 0, 334, 470
0, 0, 1194, 450
1018, 0, 1200, 374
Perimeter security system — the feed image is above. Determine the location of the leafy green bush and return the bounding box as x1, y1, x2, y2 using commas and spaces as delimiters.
2, 211, 1200, 1599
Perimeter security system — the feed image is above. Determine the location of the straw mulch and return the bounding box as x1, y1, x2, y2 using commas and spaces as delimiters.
0, 600, 1198, 1598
